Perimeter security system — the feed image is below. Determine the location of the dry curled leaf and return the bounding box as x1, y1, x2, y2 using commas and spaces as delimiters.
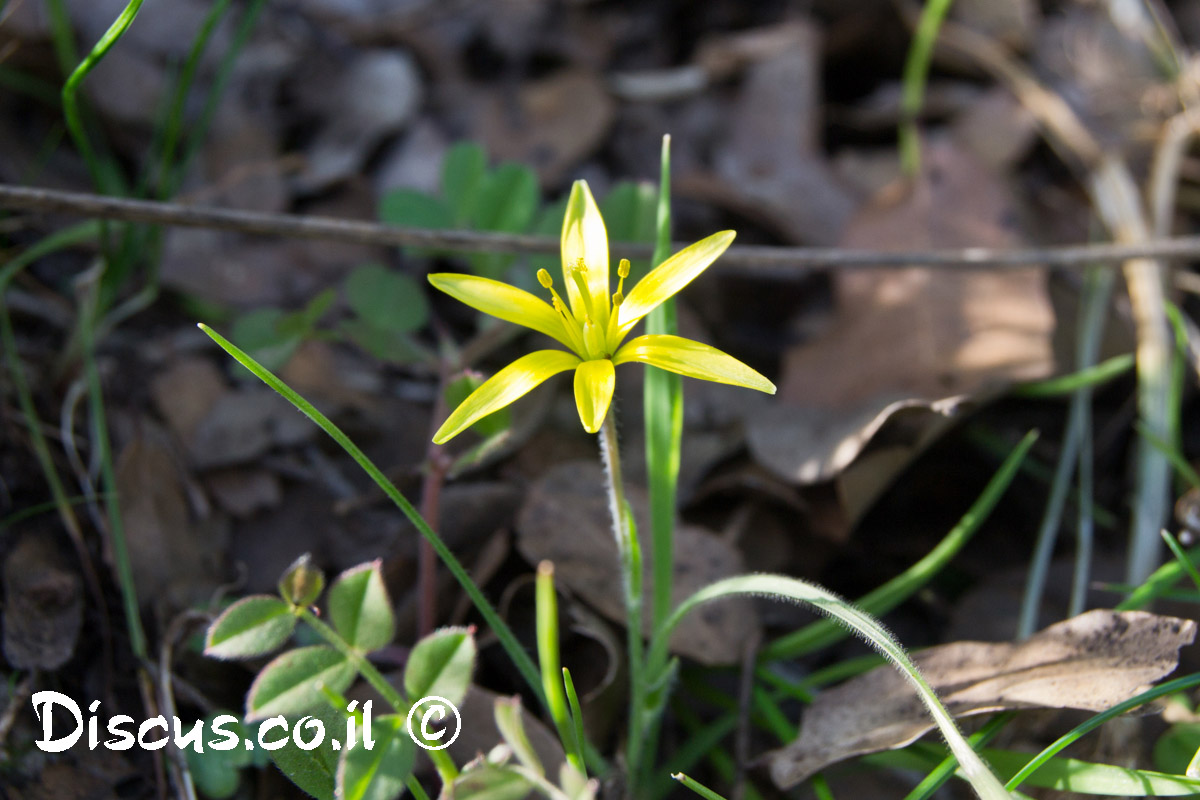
767, 609, 1197, 788
478, 69, 615, 185
516, 461, 759, 665
749, 141, 1054, 485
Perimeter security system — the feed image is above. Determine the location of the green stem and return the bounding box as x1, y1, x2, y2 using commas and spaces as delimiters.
598, 412, 646, 786
298, 608, 458, 783
79, 273, 146, 660
899, 0, 956, 175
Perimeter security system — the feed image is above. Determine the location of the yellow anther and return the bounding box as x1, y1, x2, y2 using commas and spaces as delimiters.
537, 269, 553, 289
618, 259, 630, 279
611, 290, 624, 308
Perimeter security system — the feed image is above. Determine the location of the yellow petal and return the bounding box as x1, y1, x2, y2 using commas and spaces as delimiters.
618, 231, 735, 333
433, 350, 581, 443
573, 358, 616, 434
561, 180, 609, 324
428, 273, 576, 350
614, 334, 775, 394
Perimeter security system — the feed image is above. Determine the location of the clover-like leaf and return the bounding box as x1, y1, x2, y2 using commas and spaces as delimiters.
247, 645, 355, 721
345, 264, 429, 335
328, 561, 395, 653
337, 714, 414, 800
404, 626, 476, 707
442, 142, 487, 225
269, 704, 342, 800
205, 596, 296, 660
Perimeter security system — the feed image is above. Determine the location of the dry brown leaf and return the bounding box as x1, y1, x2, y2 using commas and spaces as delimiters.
516, 461, 758, 665
205, 467, 283, 518
478, 69, 614, 185
2, 530, 83, 670
711, 20, 855, 246
767, 609, 1197, 788
748, 141, 1054, 485
115, 422, 228, 608
150, 357, 227, 447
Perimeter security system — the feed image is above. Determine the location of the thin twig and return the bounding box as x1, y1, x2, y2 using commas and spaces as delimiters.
9, 182, 1200, 271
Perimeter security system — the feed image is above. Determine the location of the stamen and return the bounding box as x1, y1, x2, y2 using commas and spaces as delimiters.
610, 258, 630, 310
537, 267, 588, 357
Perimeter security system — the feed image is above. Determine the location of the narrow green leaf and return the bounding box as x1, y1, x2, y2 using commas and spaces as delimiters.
494, 697, 543, 776
985, 747, 1200, 795
328, 561, 395, 653
247, 645, 355, 721
205, 595, 296, 660
337, 714, 415, 800
345, 264, 429, 334
442, 142, 487, 225
672, 773, 729, 800
404, 626, 476, 707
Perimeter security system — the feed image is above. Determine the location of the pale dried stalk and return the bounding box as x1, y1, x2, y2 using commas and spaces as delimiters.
938, 18, 1173, 585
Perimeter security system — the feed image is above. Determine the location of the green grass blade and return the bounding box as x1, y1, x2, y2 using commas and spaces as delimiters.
645, 134, 683, 635
79, 270, 146, 659
60, 0, 143, 195
652, 575, 1012, 800
1012, 354, 1132, 397
198, 323, 545, 707
987, 747, 1200, 795
673, 772, 731, 800
153, 0, 234, 196
176, 0, 268, 188
1161, 530, 1200, 592
761, 430, 1037, 661
562, 667, 587, 775
1020, 267, 1113, 637
1004, 672, 1200, 791
1116, 542, 1200, 610
899, 0, 956, 174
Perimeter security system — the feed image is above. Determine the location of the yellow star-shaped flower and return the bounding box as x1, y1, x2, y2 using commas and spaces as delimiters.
429, 180, 775, 443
